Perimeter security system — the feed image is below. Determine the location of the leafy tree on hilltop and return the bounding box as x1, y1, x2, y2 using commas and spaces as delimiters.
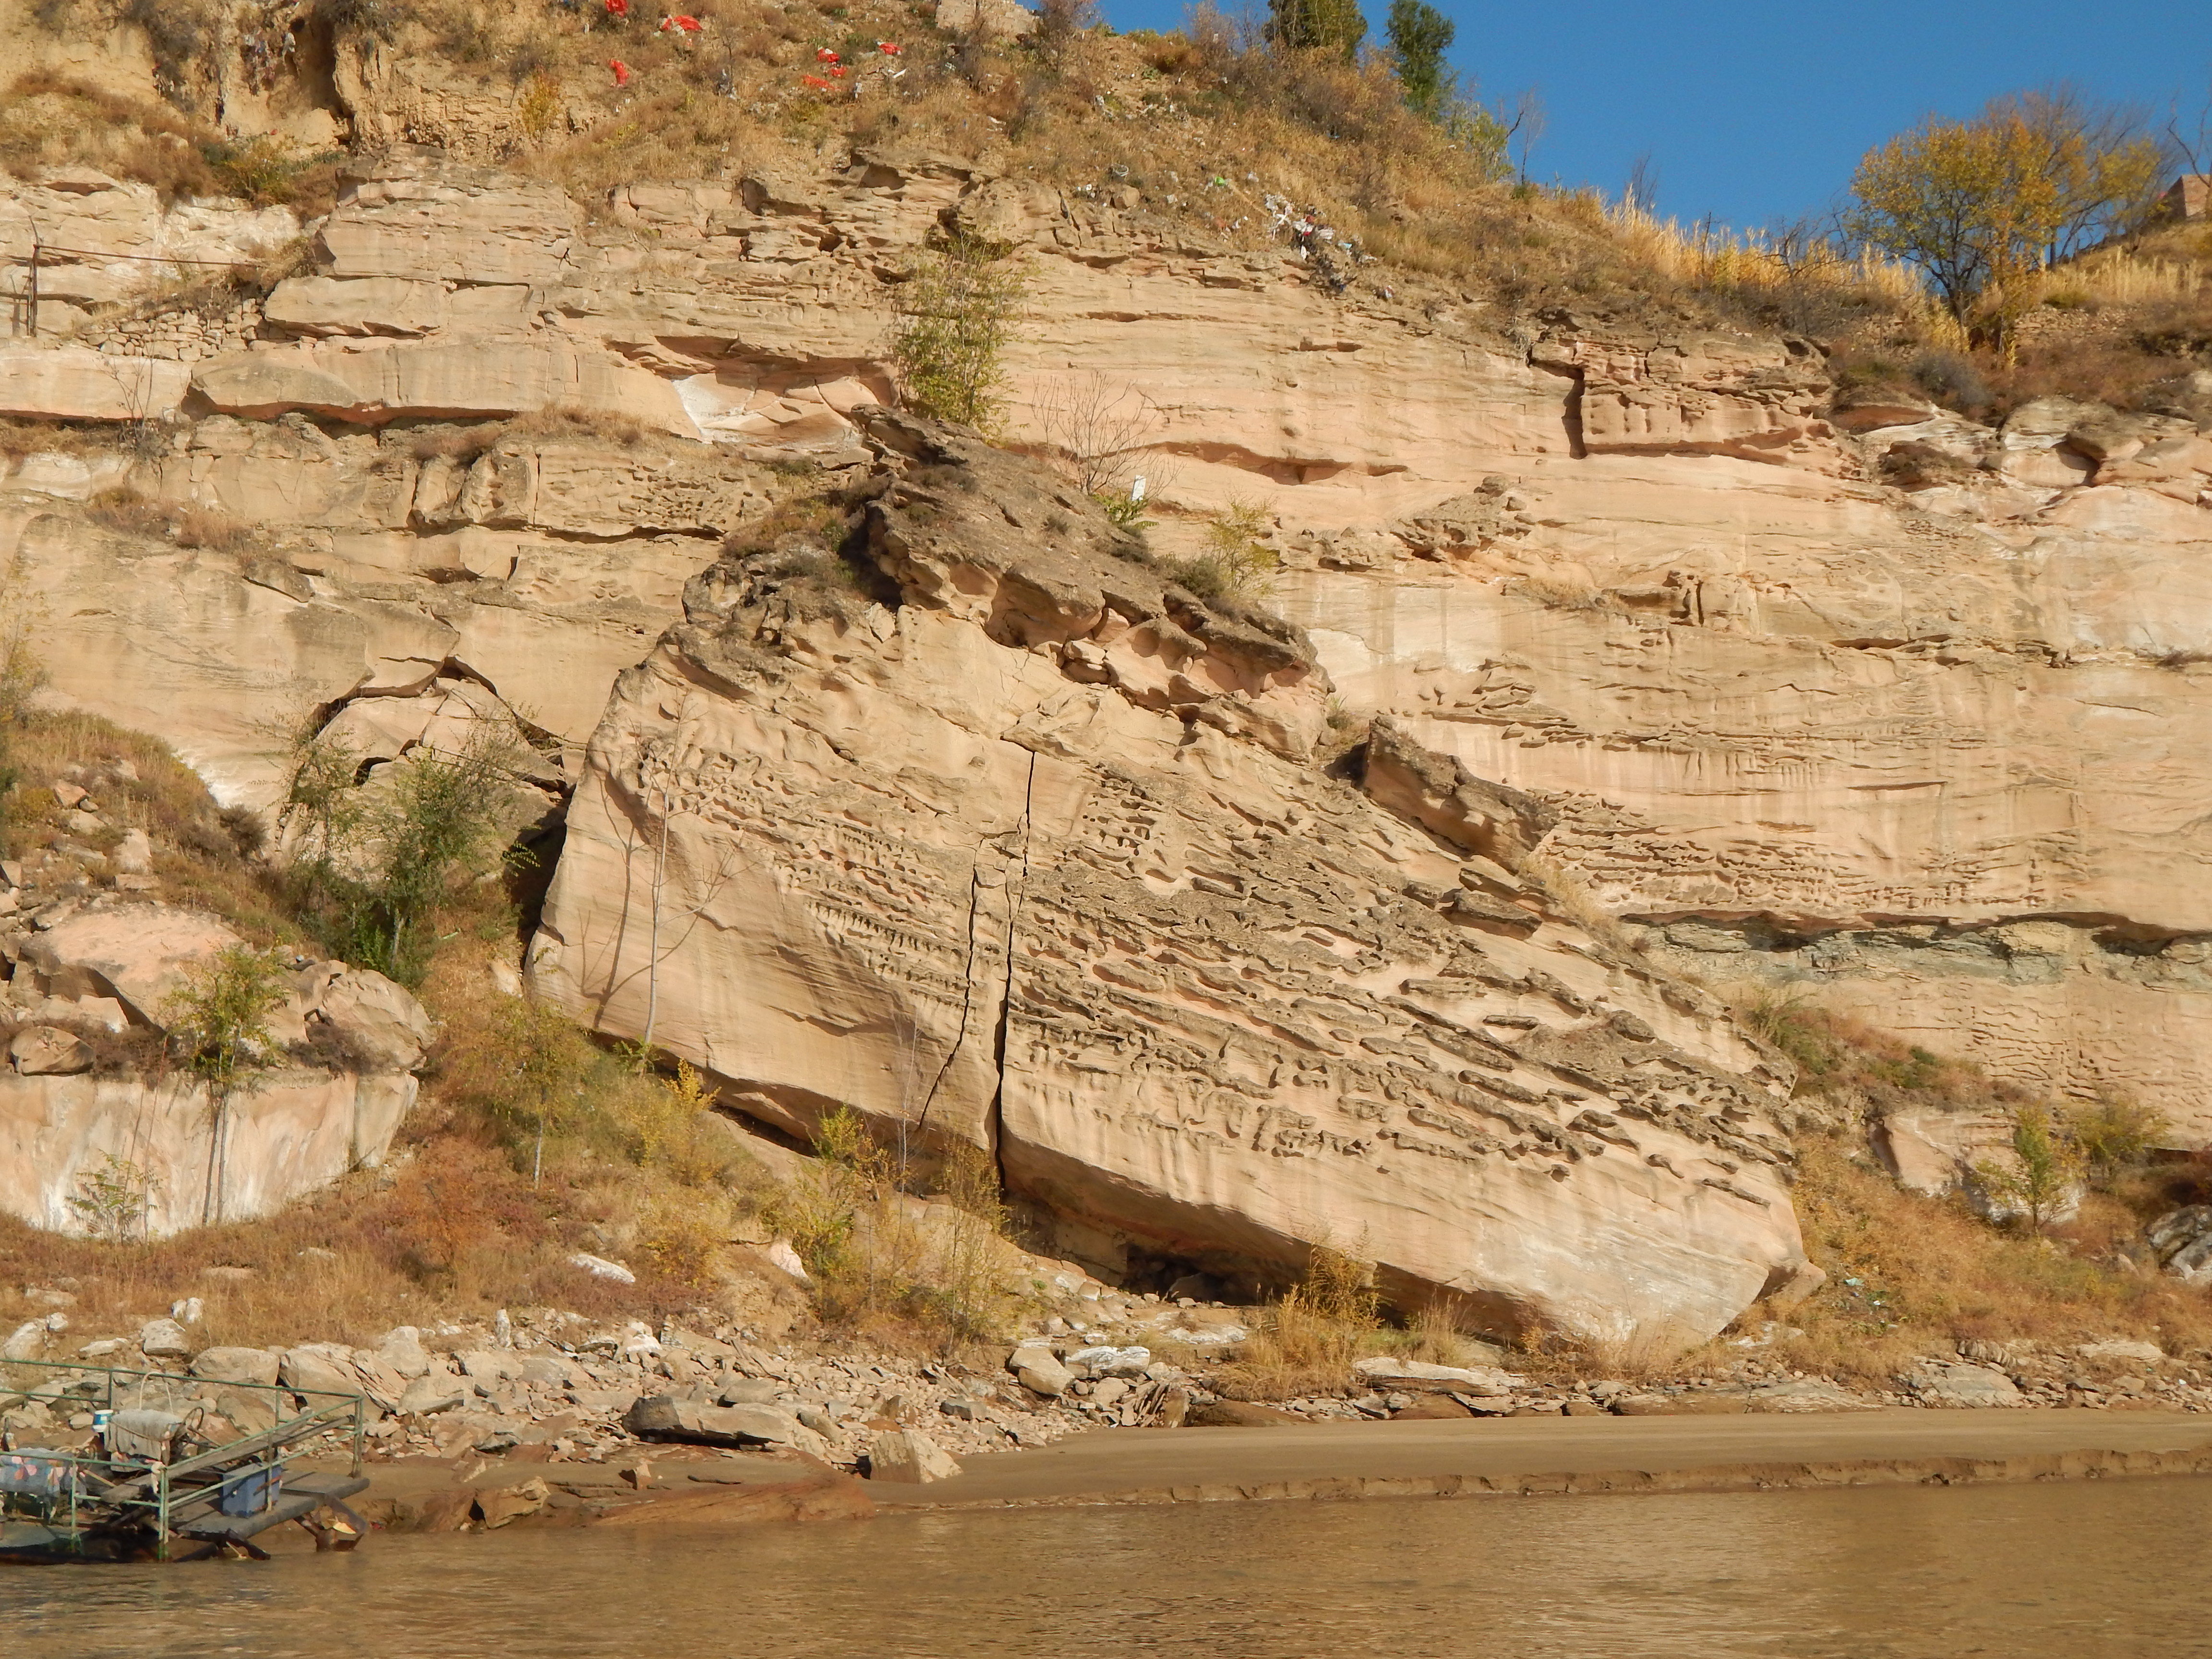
1387, 0, 1454, 119
1846, 87, 2162, 339
1267, 0, 1365, 57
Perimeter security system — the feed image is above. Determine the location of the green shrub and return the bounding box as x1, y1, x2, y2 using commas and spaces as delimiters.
2066, 1094, 2169, 1189
1163, 500, 1277, 599
278, 717, 537, 985
890, 234, 1028, 433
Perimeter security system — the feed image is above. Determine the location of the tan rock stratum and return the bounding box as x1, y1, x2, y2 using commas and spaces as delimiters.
529, 413, 1817, 1343
11, 142, 2212, 1322
0, 901, 431, 1236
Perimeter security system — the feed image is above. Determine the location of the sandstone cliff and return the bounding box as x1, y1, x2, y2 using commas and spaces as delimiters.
10, 109, 2212, 1342
528, 410, 1817, 1345
11, 140, 2212, 1136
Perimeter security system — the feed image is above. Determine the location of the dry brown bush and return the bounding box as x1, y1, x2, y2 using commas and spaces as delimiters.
172, 506, 259, 556
767, 1108, 1021, 1352
0, 1128, 720, 1350
499, 405, 656, 448
84, 488, 169, 539
1214, 1239, 1382, 1399
404, 421, 506, 462
0, 72, 333, 209
1770, 1134, 2212, 1380
0, 421, 113, 462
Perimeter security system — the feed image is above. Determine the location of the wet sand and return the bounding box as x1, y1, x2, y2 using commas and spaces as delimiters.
340, 1407, 2212, 1526
873, 1407, 2212, 1507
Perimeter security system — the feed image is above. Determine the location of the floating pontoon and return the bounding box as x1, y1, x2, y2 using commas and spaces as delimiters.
0, 1359, 369, 1562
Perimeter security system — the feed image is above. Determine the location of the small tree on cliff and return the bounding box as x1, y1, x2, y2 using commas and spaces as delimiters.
276, 714, 533, 986
1386, 0, 1453, 119
166, 944, 290, 1227
890, 234, 1027, 433
1972, 1102, 2085, 1232
1267, 0, 1366, 56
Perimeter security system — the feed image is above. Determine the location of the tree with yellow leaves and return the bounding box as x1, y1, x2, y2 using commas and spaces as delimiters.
1846, 87, 2162, 340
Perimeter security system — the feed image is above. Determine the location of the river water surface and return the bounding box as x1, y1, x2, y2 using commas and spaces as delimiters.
7, 1478, 2210, 1658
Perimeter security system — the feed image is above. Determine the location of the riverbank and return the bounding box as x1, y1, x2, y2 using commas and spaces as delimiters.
883, 1408, 2212, 1507
322, 1407, 2212, 1539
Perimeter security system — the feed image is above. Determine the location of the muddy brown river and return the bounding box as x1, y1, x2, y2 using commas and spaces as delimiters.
6, 1479, 2207, 1657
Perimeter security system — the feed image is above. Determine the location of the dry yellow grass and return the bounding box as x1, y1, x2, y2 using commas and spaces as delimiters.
1770, 1135, 2212, 1379
1607, 200, 1929, 314
1, 707, 292, 941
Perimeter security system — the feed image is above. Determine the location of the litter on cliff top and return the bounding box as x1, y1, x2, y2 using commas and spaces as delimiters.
609, 59, 631, 84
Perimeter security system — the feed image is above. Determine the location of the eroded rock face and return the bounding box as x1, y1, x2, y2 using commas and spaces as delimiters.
0, 347, 189, 422
12, 138, 2212, 1230
0, 1066, 417, 1235
0, 901, 431, 1234
532, 420, 1815, 1346
9, 421, 774, 804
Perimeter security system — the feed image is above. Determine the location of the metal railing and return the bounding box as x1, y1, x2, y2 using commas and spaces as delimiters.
0, 1358, 365, 1560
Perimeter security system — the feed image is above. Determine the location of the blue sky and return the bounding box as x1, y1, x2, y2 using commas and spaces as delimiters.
1096, 0, 2212, 231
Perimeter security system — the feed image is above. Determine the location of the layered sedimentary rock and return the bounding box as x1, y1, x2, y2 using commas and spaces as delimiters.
9, 136, 2212, 1189
7, 413, 775, 803
531, 413, 1816, 1345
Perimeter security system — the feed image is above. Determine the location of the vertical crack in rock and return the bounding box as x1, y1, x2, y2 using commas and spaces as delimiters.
916, 862, 991, 1135
985, 747, 1041, 1193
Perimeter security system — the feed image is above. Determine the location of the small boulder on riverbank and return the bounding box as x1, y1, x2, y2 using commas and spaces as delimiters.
866, 1429, 961, 1483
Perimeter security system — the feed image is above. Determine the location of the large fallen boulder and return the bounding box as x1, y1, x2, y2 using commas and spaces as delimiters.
533, 418, 1816, 1350
624, 1395, 831, 1459
13, 902, 241, 1026
866, 1429, 961, 1483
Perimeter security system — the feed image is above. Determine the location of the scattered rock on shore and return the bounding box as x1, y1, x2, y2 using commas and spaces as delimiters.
866, 1429, 962, 1483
